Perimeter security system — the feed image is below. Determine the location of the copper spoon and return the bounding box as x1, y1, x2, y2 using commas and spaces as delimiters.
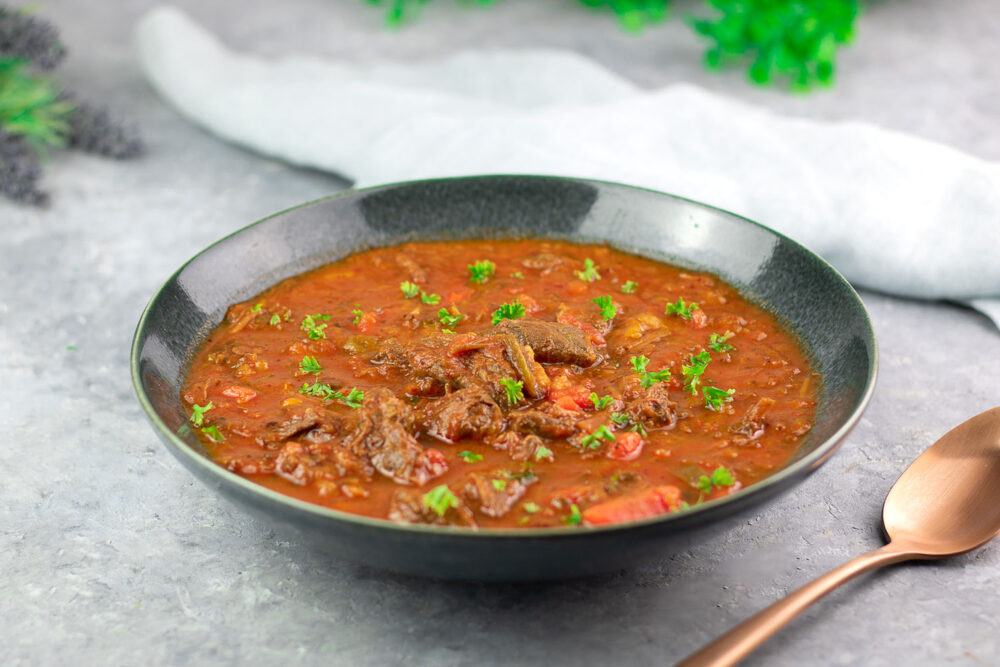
677, 406, 1000, 667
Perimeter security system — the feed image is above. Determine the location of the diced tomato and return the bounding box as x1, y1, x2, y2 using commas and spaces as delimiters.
356, 312, 378, 333
566, 281, 588, 296
446, 286, 474, 306
221, 385, 257, 404
607, 431, 644, 461
548, 385, 592, 411
582, 486, 682, 525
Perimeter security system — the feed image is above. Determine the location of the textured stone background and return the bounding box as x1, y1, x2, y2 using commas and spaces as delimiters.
2, 1, 998, 665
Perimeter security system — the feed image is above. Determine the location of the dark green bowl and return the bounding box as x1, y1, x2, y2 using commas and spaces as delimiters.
131, 175, 876, 581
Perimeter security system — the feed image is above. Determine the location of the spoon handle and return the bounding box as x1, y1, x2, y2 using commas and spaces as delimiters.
675, 544, 914, 667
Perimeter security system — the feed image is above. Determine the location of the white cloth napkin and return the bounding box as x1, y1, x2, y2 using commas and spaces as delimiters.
135, 6, 1000, 328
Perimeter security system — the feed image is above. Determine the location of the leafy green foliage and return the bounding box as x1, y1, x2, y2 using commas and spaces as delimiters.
562, 503, 583, 525
299, 355, 323, 374
580, 424, 616, 449
589, 392, 614, 410
423, 484, 459, 517
592, 295, 616, 320
703, 385, 735, 411
300, 313, 330, 339
698, 465, 735, 493
189, 401, 213, 427
620, 280, 638, 294
682, 350, 711, 394
492, 301, 526, 325
709, 331, 735, 353
500, 377, 524, 405
458, 450, 483, 463
400, 281, 420, 298
468, 259, 496, 284
299, 382, 365, 408
630, 354, 672, 388
420, 291, 440, 305
665, 297, 698, 320
0, 58, 71, 150
438, 307, 463, 328
574, 258, 601, 282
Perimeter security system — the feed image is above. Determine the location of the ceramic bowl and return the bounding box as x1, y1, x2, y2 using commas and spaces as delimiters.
131, 175, 877, 580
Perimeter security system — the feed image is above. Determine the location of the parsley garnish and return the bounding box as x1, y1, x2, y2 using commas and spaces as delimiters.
492, 301, 526, 325
589, 392, 614, 410
468, 259, 496, 284
351, 308, 364, 324
400, 281, 420, 299
523, 502, 541, 514
189, 401, 213, 427
300, 313, 330, 339
201, 425, 224, 442
621, 280, 638, 294
423, 485, 459, 517
580, 424, 615, 449
420, 291, 441, 305
562, 504, 583, 525
458, 450, 483, 463
299, 356, 323, 374
251, 303, 262, 313
709, 331, 735, 353
610, 412, 629, 426
574, 258, 601, 282
438, 308, 463, 328
592, 295, 616, 320
630, 355, 672, 388
703, 386, 736, 411
535, 445, 554, 461
299, 382, 365, 408
682, 350, 711, 395
632, 421, 648, 436
492, 479, 508, 491
512, 271, 525, 279
665, 298, 698, 320
269, 314, 281, 326
698, 466, 735, 494
500, 377, 524, 405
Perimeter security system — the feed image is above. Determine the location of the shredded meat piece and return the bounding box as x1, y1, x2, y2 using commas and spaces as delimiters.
206, 341, 268, 377
497, 318, 598, 367
372, 336, 466, 394
388, 490, 477, 527
732, 397, 775, 444
490, 431, 546, 462
421, 387, 503, 443
626, 383, 678, 429
343, 388, 447, 485
509, 403, 579, 439
395, 253, 428, 283
521, 252, 565, 274
461, 471, 536, 518
255, 407, 346, 449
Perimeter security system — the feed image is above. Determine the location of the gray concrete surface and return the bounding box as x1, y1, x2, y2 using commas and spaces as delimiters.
2, 1, 999, 665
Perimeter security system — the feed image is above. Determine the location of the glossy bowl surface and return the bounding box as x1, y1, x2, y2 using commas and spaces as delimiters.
131, 175, 877, 580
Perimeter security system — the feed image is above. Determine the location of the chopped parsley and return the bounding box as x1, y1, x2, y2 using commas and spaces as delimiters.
665, 298, 698, 320
351, 308, 364, 324
698, 466, 736, 494
423, 485, 459, 517
580, 424, 615, 449
512, 271, 525, 279
562, 504, 583, 525
609, 412, 629, 426
458, 450, 483, 463
400, 281, 420, 299
300, 313, 330, 339
492, 301, 526, 325
589, 392, 614, 410
523, 502, 541, 514
630, 355, 672, 388
420, 291, 441, 305
682, 350, 712, 395
492, 479, 508, 491
189, 401, 213, 427
574, 258, 601, 282
299, 356, 323, 374
438, 308, 463, 328
251, 303, 262, 313
468, 259, 496, 284
703, 386, 736, 411
299, 382, 365, 408
201, 425, 224, 442
621, 280, 638, 294
592, 295, 616, 320
500, 377, 524, 405
535, 445, 554, 461
269, 314, 281, 326
631, 421, 648, 436
709, 331, 735, 353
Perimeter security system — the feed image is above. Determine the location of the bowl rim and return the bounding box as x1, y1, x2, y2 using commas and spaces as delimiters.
130, 173, 878, 539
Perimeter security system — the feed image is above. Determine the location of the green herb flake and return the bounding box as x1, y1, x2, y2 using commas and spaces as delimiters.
698, 465, 736, 494
400, 281, 420, 299
591, 295, 616, 320
438, 307, 463, 328
420, 291, 441, 305
631, 421, 648, 436
535, 445, 554, 461
580, 424, 616, 450
682, 350, 712, 395
468, 259, 496, 284
300, 313, 330, 340
709, 331, 735, 353
492, 479, 508, 491
351, 308, 365, 324
630, 355, 671, 388
201, 425, 224, 442
512, 271, 525, 279
458, 450, 484, 463
251, 303, 262, 313
523, 502, 541, 514
562, 504, 583, 525
574, 258, 601, 282
491, 301, 526, 325
610, 412, 629, 426
589, 392, 614, 410
299, 382, 364, 408
269, 314, 281, 326
299, 356, 323, 374
422, 485, 459, 517
189, 401, 213, 427
665, 298, 698, 320
500, 377, 524, 405
703, 386, 735, 411
621, 280, 638, 294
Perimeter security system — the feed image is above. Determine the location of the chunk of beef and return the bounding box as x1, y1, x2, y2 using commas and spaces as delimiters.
344, 388, 447, 485
497, 332, 550, 399
206, 341, 268, 377
509, 403, 579, 439
372, 336, 466, 394
521, 252, 565, 274
626, 383, 678, 429
497, 318, 598, 367
490, 431, 546, 462
273, 440, 374, 486
732, 397, 775, 444
388, 489, 477, 527
255, 407, 346, 449
461, 471, 536, 518
421, 387, 503, 443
